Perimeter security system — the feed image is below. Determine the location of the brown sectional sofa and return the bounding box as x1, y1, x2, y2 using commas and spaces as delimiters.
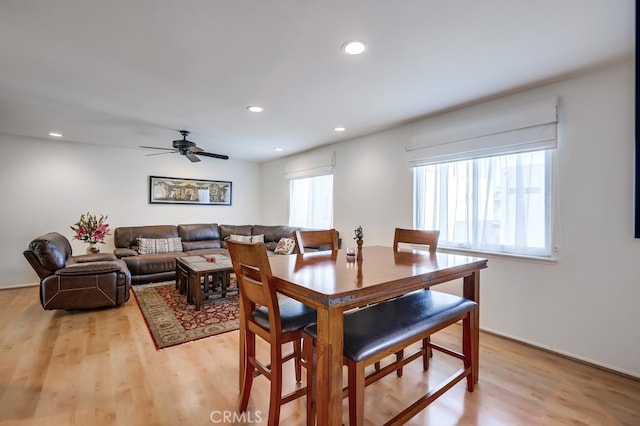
113, 223, 302, 284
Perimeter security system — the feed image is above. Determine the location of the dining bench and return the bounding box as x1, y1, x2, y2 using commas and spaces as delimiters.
304, 289, 477, 425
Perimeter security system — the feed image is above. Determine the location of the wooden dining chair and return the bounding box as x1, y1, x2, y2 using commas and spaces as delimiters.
393, 228, 440, 253
382, 228, 441, 375
294, 229, 339, 254
227, 240, 317, 426
304, 290, 477, 425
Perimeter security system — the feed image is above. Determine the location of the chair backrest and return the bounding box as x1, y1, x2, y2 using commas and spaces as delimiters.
23, 232, 73, 279
393, 228, 440, 253
294, 229, 339, 254
226, 240, 282, 331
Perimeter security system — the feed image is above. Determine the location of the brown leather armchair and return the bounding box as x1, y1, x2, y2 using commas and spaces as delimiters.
23, 232, 131, 310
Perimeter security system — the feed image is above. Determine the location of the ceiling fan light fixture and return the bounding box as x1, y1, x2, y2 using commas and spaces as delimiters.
342, 40, 366, 55
140, 130, 229, 161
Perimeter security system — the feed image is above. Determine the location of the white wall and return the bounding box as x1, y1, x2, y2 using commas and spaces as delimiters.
3, 59, 638, 378
0, 137, 262, 287
261, 60, 640, 378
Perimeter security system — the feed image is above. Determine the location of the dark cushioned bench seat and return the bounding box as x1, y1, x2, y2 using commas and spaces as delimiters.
305, 290, 476, 362
304, 290, 478, 425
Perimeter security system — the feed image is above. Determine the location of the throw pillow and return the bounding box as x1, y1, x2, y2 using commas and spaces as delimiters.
252, 234, 265, 243
137, 238, 156, 254
137, 237, 183, 254
228, 234, 252, 243
274, 237, 296, 255
166, 237, 183, 252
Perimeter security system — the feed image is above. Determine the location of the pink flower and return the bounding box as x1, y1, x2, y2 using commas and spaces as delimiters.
70, 212, 110, 245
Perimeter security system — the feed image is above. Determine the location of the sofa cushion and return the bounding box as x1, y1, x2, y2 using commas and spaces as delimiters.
28, 232, 72, 271
114, 248, 138, 257
121, 253, 183, 277
137, 237, 183, 254
220, 225, 252, 247
184, 248, 229, 257
252, 225, 299, 251
114, 225, 179, 249
178, 223, 221, 243
181, 240, 221, 251
252, 225, 298, 242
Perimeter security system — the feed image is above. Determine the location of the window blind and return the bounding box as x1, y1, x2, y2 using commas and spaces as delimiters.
406, 97, 558, 167
285, 148, 336, 180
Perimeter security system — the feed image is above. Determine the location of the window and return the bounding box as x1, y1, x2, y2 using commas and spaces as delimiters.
413, 150, 553, 257
289, 174, 333, 229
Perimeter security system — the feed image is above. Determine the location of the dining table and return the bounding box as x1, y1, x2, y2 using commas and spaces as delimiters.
245, 245, 488, 425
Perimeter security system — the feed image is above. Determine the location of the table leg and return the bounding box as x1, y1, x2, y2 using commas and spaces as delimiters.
463, 271, 480, 384
186, 271, 193, 304
314, 307, 344, 426
176, 265, 187, 294
189, 272, 202, 311
197, 272, 203, 310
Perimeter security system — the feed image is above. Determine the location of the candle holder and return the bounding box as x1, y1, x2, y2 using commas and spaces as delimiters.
346, 247, 356, 262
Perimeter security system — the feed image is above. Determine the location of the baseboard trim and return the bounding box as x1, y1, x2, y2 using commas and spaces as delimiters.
481, 327, 640, 381
0, 282, 39, 290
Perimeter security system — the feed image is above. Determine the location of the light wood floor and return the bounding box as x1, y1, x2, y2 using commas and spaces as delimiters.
1, 285, 639, 426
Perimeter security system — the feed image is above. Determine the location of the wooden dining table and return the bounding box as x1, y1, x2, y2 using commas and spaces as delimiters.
236, 245, 488, 425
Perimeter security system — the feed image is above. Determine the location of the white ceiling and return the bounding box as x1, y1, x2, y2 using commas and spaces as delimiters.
0, 0, 634, 163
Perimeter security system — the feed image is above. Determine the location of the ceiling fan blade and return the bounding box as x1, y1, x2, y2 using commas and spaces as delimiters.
187, 146, 204, 153
197, 151, 230, 160
185, 153, 201, 162
140, 145, 177, 152
145, 151, 177, 157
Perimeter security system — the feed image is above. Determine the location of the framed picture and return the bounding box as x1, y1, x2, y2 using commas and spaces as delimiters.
149, 176, 232, 206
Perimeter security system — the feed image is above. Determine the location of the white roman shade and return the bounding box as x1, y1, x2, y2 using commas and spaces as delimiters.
285, 148, 336, 180
406, 97, 559, 166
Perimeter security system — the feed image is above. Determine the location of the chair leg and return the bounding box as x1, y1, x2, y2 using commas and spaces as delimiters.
294, 339, 303, 383
395, 349, 404, 377
239, 332, 256, 412
348, 361, 366, 426
423, 337, 431, 370
268, 346, 284, 426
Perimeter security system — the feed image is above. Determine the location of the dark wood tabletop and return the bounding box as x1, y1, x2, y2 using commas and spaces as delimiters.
263, 246, 488, 425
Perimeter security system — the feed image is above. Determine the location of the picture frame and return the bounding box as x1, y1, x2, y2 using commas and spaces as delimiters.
149, 176, 232, 206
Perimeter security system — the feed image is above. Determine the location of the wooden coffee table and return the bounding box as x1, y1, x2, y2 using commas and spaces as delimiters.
176, 254, 236, 310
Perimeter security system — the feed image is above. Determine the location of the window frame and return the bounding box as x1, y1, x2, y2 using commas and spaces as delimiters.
288, 173, 334, 229
413, 149, 555, 259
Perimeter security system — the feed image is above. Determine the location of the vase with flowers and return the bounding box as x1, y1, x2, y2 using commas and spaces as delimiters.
70, 212, 110, 254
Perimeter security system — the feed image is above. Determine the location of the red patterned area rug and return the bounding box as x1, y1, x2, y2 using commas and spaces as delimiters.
132, 282, 239, 350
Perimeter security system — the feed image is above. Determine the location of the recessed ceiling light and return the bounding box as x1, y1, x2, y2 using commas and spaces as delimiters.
247, 106, 263, 113
274, 147, 283, 152
334, 127, 346, 132
342, 41, 366, 55
48, 132, 63, 138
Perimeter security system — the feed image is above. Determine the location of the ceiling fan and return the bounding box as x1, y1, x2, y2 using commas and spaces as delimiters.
140, 130, 229, 162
